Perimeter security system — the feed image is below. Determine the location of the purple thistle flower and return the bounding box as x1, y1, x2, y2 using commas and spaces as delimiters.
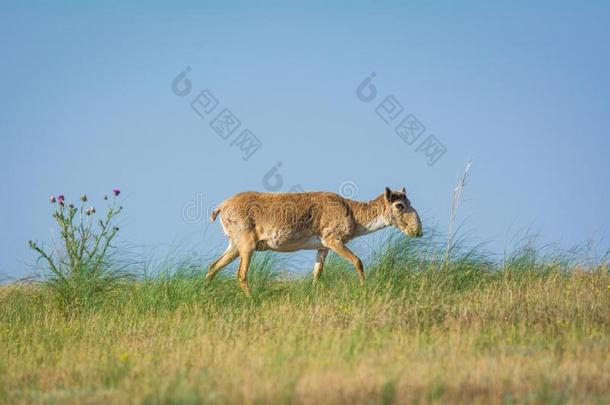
112, 189, 121, 196
50, 196, 56, 203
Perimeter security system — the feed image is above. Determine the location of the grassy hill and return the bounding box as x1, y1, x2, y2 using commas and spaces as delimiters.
1, 235, 609, 404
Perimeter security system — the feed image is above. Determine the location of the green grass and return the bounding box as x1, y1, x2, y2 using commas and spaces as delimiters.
1, 233, 609, 404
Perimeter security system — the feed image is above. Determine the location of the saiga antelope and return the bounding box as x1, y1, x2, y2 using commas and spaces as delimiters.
206, 187, 422, 293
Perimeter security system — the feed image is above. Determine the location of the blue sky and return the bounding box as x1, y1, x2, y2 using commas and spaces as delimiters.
2, 1, 609, 278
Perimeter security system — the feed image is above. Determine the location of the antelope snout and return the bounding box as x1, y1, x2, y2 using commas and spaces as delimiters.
401, 223, 423, 238
406, 226, 423, 238
409, 211, 423, 238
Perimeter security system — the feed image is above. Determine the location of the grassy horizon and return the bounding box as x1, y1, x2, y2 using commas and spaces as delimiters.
1, 233, 609, 404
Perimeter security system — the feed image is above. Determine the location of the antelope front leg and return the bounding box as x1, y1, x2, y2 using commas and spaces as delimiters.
312, 248, 329, 285
322, 239, 365, 284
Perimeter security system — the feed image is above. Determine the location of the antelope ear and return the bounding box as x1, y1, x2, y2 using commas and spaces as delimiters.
401, 187, 406, 195
384, 187, 392, 202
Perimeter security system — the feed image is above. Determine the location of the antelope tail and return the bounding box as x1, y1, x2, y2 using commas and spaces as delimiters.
210, 206, 221, 222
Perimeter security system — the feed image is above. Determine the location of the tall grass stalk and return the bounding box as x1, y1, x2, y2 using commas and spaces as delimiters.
445, 160, 472, 266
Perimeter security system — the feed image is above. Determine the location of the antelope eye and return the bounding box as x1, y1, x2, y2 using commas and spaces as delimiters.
395, 203, 405, 210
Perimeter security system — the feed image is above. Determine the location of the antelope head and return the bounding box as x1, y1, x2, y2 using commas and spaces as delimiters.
383, 186, 423, 238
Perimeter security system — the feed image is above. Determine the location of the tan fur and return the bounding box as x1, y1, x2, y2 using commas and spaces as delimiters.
206, 187, 422, 293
